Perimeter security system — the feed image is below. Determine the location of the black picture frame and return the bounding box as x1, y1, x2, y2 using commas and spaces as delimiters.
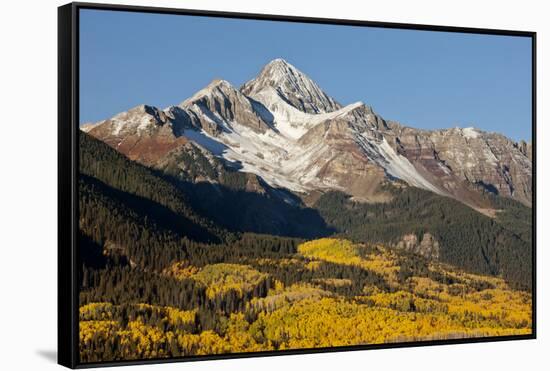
58, 2, 537, 369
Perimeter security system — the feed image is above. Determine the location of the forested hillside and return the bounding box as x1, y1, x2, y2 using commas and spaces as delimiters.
78, 132, 532, 363
313, 189, 532, 289
80, 133, 228, 244
79, 238, 532, 362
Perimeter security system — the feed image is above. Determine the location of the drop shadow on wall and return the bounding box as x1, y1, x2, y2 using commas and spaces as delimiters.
36, 349, 57, 363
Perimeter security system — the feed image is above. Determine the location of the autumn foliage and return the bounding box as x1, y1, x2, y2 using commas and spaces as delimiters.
80, 238, 531, 362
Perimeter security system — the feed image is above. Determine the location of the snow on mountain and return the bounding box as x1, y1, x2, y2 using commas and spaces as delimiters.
177, 121, 309, 192
241, 58, 341, 114
181, 79, 235, 107
92, 105, 169, 138
80, 122, 101, 133
82, 58, 533, 207
462, 127, 480, 139
178, 78, 274, 135
375, 138, 445, 195
165, 70, 420, 196
250, 84, 366, 140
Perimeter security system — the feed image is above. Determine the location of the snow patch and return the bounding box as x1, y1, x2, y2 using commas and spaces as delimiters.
182, 129, 228, 156
462, 127, 480, 139
80, 122, 100, 133
377, 138, 444, 194
251, 86, 364, 140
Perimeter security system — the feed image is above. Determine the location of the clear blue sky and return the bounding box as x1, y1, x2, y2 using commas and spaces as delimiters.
80, 9, 532, 141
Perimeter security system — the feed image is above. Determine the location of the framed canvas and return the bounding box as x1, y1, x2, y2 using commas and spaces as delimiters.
58, 2, 536, 368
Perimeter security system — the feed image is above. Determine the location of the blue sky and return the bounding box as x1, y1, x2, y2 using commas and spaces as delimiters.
80, 9, 532, 141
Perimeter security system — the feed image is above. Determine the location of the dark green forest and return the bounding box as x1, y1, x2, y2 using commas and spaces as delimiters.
314, 189, 532, 289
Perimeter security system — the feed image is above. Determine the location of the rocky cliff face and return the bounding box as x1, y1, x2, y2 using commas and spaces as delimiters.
179, 79, 274, 135
394, 233, 440, 259
84, 104, 189, 166
431, 128, 531, 206
82, 58, 532, 210
518, 140, 532, 161
385, 124, 532, 206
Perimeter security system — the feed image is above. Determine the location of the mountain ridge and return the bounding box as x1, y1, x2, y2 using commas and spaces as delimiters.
83, 58, 532, 209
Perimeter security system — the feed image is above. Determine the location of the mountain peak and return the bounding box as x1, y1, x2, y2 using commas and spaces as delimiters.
241, 58, 341, 114
259, 58, 308, 85
267, 57, 290, 65
207, 78, 232, 89
128, 104, 157, 114
199, 78, 235, 94
263, 58, 293, 71
460, 126, 481, 139
181, 79, 237, 107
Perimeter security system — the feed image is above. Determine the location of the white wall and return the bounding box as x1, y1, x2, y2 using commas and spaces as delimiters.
0, 0, 546, 369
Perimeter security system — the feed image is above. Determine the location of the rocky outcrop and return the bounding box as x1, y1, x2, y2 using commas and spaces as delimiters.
86, 104, 190, 166
180, 79, 273, 135
431, 128, 531, 206
385, 125, 532, 206
295, 116, 394, 202
518, 140, 532, 161
394, 233, 440, 259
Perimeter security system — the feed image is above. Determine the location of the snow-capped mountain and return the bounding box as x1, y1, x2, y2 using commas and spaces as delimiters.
83, 58, 532, 210
241, 58, 341, 115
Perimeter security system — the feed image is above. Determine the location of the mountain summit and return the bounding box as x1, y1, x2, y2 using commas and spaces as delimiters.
241, 58, 341, 114
83, 58, 533, 210
179, 78, 273, 135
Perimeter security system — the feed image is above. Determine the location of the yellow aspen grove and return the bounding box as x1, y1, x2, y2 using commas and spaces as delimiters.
79, 238, 531, 362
